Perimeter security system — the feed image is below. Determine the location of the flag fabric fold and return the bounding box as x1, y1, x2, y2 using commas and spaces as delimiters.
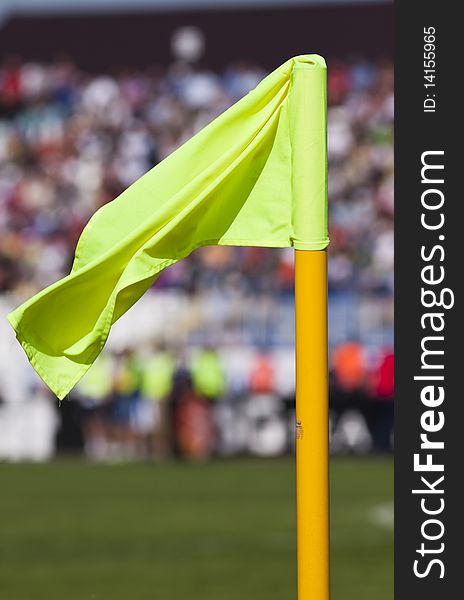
7, 54, 328, 400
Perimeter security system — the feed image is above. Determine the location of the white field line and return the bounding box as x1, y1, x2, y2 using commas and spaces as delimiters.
369, 502, 394, 529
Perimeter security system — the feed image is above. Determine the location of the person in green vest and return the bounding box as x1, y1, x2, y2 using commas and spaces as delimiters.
75, 352, 113, 459
110, 348, 142, 459
191, 345, 226, 402
140, 342, 176, 460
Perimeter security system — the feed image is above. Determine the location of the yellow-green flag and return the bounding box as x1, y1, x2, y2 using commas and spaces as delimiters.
7, 54, 328, 400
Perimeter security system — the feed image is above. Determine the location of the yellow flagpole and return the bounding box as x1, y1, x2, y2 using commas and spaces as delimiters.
295, 248, 329, 600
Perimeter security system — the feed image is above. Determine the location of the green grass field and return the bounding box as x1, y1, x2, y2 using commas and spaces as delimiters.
0, 458, 392, 600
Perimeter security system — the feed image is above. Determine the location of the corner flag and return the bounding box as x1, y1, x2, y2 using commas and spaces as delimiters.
8, 54, 330, 599
7, 54, 328, 400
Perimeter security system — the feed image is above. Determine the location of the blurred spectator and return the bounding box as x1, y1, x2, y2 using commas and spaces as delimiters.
249, 351, 275, 395
366, 347, 394, 452
109, 349, 142, 459
140, 343, 175, 459
191, 345, 226, 401
332, 341, 367, 394
74, 352, 113, 459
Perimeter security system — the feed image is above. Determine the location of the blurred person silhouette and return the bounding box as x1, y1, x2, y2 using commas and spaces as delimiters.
166, 347, 220, 460
0, 56, 22, 110
246, 350, 288, 457
248, 349, 275, 396
174, 375, 216, 461
140, 341, 175, 460
331, 340, 368, 415
193, 344, 226, 449
74, 351, 113, 460
191, 345, 225, 402
366, 346, 394, 452
109, 348, 142, 460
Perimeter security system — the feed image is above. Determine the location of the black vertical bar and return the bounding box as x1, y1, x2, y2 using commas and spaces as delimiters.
396, 2, 461, 598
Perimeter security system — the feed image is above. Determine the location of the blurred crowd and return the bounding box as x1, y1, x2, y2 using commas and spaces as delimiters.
0, 55, 393, 297
0, 55, 393, 459
55, 341, 392, 461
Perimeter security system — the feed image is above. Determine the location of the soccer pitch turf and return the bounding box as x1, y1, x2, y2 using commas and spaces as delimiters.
0, 457, 392, 600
